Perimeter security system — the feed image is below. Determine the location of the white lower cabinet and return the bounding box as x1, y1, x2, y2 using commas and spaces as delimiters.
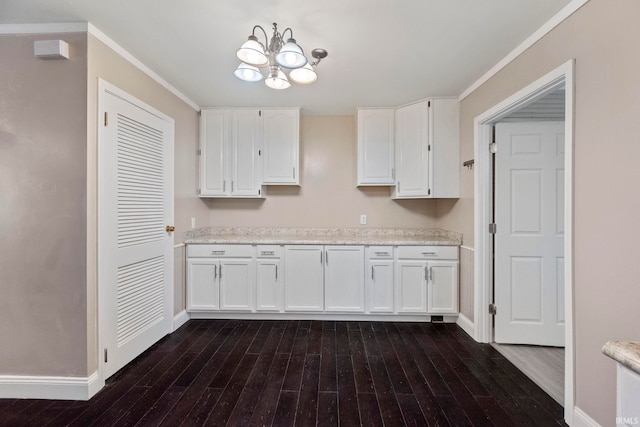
284, 245, 324, 311
186, 243, 458, 318
324, 246, 365, 312
396, 246, 459, 315
366, 247, 394, 313
186, 245, 254, 312
187, 258, 219, 310
256, 246, 283, 312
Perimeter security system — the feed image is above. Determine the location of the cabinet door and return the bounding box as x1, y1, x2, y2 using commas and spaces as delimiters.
219, 258, 254, 311
284, 246, 324, 311
325, 246, 365, 312
427, 260, 459, 314
256, 258, 282, 312
429, 98, 460, 198
232, 110, 262, 197
262, 109, 300, 185
366, 260, 394, 313
187, 259, 219, 310
357, 109, 395, 185
200, 109, 229, 196
394, 101, 430, 198
395, 260, 428, 313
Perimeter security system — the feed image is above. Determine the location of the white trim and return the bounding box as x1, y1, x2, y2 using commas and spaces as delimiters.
460, 245, 475, 252
459, 0, 589, 100
0, 22, 88, 34
573, 407, 602, 427
472, 59, 575, 424
87, 23, 200, 112
174, 243, 186, 249
173, 309, 190, 331
189, 312, 459, 323
0, 371, 101, 401
456, 313, 475, 338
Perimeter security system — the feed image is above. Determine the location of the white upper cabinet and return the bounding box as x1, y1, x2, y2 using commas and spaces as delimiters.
200, 108, 264, 198
357, 109, 395, 185
393, 101, 430, 198
200, 107, 301, 197
262, 109, 300, 185
390, 97, 460, 199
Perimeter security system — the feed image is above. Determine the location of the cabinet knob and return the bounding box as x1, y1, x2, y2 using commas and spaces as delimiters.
166, 225, 175, 232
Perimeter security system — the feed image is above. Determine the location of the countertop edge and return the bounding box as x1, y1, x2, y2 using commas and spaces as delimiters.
184, 237, 461, 246
602, 341, 640, 375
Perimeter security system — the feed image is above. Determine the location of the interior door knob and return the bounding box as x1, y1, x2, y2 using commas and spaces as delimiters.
166, 225, 175, 232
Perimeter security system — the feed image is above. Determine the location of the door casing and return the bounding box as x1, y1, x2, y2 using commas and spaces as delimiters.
473, 60, 574, 422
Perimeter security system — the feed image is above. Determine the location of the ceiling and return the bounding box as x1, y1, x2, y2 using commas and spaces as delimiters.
1, 0, 572, 115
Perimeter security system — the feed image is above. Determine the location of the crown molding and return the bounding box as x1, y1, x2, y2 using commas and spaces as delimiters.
0, 22, 88, 34
459, 0, 589, 100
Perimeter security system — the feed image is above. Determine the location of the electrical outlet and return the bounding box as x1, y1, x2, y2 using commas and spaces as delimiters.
360, 214, 367, 225
191, 217, 196, 228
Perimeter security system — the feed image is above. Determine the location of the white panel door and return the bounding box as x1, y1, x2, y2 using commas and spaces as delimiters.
366, 260, 394, 313
357, 109, 395, 185
187, 259, 219, 310
284, 246, 324, 311
395, 260, 428, 313
99, 81, 173, 379
394, 101, 429, 197
427, 261, 459, 314
232, 110, 262, 196
256, 258, 282, 311
324, 246, 365, 312
495, 121, 565, 346
262, 109, 299, 184
200, 109, 229, 196
219, 259, 254, 311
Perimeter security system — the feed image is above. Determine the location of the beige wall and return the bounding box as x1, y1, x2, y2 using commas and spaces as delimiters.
0, 33, 88, 376
86, 34, 203, 372
206, 116, 438, 228
437, 0, 640, 423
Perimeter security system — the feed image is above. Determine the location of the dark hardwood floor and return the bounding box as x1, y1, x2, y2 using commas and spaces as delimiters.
0, 320, 567, 426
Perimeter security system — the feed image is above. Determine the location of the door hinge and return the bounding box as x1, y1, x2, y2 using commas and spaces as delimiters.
489, 304, 497, 315
428, 100, 431, 108
258, 188, 261, 196
104, 348, 108, 363
490, 142, 497, 153
489, 223, 497, 234
198, 188, 201, 195
258, 149, 261, 156
259, 110, 262, 117
197, 149, 202, 156
428, 188, 431, 196
428, 144, 431, 152
104, 112, 108, 127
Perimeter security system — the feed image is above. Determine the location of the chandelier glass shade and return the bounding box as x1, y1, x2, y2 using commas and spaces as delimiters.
234, 23, 327, 89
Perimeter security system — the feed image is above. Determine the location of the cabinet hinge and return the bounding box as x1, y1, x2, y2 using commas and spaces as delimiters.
489, 304, 497, 315
104, 348, 108, 363
490, 142, 497, 153
104, 112, 108, 127
489, 223, 497, 234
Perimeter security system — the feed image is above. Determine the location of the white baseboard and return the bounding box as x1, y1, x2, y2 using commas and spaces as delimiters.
173, 309, 190, 331
456, 313, 475, 338
573, 406, 601, 427
0, 371, 102, 401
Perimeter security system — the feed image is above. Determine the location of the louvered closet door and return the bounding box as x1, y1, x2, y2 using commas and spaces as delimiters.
99, 81, 174, 380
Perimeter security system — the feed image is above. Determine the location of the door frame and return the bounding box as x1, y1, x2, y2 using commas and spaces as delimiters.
473, 60, 574, 421
97, 79, 175, 388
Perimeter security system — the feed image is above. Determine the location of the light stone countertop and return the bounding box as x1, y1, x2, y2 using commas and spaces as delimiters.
184, 227, 462, 246
602, 341, 640, 375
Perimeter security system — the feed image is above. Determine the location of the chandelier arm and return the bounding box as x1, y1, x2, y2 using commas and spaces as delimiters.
252, 25, 269, 46
281, 28, 293, 40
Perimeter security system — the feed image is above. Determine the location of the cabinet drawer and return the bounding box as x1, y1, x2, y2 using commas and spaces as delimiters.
397, 246, 458, 260
367, 246, 394, 259
256, 245, 283, 258
187, 244, 253, 258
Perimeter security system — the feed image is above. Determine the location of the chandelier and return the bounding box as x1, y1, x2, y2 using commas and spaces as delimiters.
234, 22, 328, 90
